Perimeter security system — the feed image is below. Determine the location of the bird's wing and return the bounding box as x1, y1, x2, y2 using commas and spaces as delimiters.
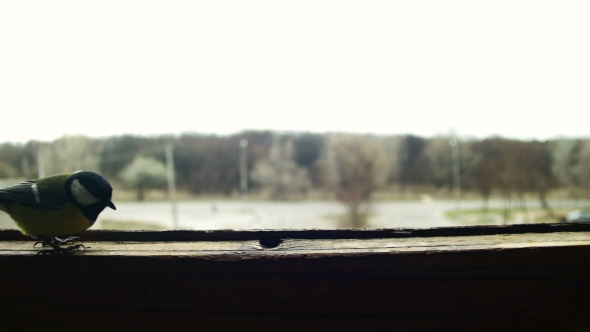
0, 180, 68, 210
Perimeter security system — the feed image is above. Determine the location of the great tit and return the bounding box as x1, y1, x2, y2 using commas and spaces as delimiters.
0, 171, 116, 254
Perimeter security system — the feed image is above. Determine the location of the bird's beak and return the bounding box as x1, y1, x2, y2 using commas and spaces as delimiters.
107, 200, 117, 210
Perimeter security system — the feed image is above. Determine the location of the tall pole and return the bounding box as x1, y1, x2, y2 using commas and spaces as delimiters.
165, 143, 178, 229
449, 137, 461, 210
37, 144, 45, 178
239, 139, 249, 201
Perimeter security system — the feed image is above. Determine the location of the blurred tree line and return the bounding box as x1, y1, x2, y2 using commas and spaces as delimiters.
1, 132, 589, 216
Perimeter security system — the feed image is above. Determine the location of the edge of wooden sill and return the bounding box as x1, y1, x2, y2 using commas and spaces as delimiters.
0, 222, 589, 242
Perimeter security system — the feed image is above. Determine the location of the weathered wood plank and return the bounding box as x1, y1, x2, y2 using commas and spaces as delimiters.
1, 247, 589, 331
2, 222, 590, 242
1, 225, 590, 331
2, 231, 590, 256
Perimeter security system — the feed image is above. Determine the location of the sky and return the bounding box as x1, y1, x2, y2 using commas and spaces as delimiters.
1, 1, 589, 143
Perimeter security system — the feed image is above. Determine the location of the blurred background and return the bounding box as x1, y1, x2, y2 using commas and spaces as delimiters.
1, 1, 589, 230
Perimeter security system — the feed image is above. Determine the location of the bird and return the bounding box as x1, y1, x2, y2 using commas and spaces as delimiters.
0, 171, 116, 254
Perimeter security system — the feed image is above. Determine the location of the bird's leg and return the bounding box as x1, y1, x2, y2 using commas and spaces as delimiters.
33, 236, 55, 248
34, 236, 81, 247
54, 236, 81, 245
37, 244, 85, 255
33, 236, 85, 255
36, 243, 85, 255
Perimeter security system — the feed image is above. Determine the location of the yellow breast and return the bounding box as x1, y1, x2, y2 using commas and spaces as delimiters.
6, 202, 93, 237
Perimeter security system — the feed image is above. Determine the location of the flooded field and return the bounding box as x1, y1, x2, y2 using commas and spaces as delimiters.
1, 199, 588, 231
95, 200, 454, 230
94, 199, 588, 230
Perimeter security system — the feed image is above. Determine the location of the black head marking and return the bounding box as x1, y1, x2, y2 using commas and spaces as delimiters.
71, 171, 113, 201
65, 171, 115, 222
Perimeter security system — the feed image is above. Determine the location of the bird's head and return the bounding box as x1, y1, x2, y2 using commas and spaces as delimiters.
65, 171, 116, 222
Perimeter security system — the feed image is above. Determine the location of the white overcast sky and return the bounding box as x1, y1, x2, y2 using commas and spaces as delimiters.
1, 1, 589, 143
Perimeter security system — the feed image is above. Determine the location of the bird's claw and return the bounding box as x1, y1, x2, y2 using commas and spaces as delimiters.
36, 244, 85, 255
55, 236, 81, 245
33, 236, 85, 254
33, 236, 81, 247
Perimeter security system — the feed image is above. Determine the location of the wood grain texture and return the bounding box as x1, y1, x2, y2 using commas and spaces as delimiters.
0, 225, 589, 331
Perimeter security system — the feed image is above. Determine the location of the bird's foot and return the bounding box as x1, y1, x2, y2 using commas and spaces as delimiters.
36, 244, 85, 255
33, 236, 85, 254
34, 236, 81, 247
54, 236, 81, 245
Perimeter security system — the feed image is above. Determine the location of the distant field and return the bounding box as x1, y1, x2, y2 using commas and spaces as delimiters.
1, 199, 588, 232
94, 199, 590, 230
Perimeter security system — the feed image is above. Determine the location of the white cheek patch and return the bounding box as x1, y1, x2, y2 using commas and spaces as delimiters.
71, 179, 100, 206
31, 183, 41, 204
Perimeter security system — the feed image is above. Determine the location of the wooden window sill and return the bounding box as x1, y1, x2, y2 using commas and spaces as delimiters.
1, 223, 590, 331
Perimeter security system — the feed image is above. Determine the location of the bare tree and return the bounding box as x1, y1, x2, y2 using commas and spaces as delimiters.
422, 136, 453, 189
550, 139, 577, 198
45, 135, 104, 175
524, 141, 555, 218
382, 135, 403, 187
467, 138, 502, 210
119, 156, 168, 201
321, 134, 391, 227
251, 138, 311, 200
398, 135, 427, 190
571, 140, 590, 196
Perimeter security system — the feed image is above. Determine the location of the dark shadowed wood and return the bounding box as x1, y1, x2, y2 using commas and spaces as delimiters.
1, 224, 589, 331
